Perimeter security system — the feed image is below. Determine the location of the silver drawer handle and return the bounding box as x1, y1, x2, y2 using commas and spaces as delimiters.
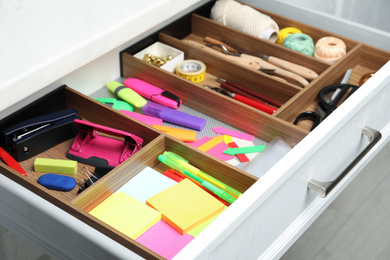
308, 126, 381, 198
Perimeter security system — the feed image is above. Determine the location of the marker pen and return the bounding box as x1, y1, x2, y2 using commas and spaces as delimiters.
163, 152, 242, 198
158, 155, 236, 204
106, 81, 147, 107
142, 101, 206, 130
124, 78, 182, 109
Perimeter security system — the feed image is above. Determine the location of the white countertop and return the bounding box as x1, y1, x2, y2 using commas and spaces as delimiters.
0, 0, 208, 113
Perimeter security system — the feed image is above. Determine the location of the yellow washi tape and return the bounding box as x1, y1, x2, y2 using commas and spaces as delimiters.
175, 60, 206, 83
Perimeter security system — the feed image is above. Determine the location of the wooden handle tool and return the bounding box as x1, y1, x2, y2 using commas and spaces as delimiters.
183, 40, 260, 70
240, 53, 309, 87
262, 55, 319, 81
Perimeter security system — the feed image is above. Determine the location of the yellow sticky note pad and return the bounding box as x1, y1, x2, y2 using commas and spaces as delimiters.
188, 207, 226, 237
146, 179, 225, 234
89, 191, 161, 240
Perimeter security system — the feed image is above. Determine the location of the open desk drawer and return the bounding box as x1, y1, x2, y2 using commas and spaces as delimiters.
1, 1, 390, 259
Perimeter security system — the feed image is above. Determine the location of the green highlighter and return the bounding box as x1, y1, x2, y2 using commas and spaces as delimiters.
96, 98, 134, 111
106, 81, 147, 108
158, 154, 238, 204
163, 151, 243, 198
183, 170, 236, 204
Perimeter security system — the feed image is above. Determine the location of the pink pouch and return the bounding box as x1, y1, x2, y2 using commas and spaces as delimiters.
67, 119, 143, 168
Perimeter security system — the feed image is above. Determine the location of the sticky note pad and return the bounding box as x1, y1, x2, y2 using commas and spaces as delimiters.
188, 208, 225, 237
146, 179, 225, 234
136, 220, 194, 259
34, 158, 77, 175
89, 191, 161, 240
116, 166, 177, 204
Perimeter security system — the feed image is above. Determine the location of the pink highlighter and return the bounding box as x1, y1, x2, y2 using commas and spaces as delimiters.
124, 78, 182, 109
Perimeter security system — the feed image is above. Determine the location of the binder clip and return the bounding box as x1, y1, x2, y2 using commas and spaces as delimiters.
77, 166, 111, 194
67, 119, 143, 168
1, 108, 80, 161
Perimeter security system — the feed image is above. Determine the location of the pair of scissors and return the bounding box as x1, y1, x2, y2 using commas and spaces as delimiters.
293, 69, 358, 131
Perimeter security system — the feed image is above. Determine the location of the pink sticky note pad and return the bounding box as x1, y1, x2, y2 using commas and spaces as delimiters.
206, 142, 235, 161
136, 220, 194, 259
186, 136, 212, 148
212, 127, 254, 141
120, 110, 163, 126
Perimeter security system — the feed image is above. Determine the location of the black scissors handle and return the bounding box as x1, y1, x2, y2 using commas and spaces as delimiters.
318, 83, 359, 118
293, 111, 322, 131
294, 83, 359, 131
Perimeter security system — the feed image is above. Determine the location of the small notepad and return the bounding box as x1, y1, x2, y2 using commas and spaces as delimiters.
89, 191, 161, 240
146, 179, 225, 234
116, 166, 177, 204
136, 220, 194, 259
188, 208, 225, 237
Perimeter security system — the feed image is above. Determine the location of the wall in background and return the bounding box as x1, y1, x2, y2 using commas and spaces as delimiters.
275, 0, 390, 33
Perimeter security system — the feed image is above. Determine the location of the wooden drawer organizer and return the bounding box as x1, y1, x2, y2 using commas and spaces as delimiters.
1, 1, 389, 259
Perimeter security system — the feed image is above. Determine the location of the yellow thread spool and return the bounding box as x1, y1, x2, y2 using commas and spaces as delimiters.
277, 27, 302, 45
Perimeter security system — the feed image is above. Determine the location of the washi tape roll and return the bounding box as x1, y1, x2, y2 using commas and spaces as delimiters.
314, 36, 346, 64
175, 60, 206, 83
277, 27, 302, 45
283, 33, 315, 56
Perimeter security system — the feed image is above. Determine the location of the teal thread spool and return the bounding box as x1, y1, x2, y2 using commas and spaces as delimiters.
283, 33, 314, 56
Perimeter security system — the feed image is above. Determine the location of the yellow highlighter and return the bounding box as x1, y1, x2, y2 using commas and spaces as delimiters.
163, 151, 242, 198
107, 81, 147, 108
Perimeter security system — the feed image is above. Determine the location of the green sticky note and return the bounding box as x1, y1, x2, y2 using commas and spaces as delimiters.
223, 145, 266, 155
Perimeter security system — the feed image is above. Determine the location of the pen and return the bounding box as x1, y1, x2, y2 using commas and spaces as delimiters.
163, 152, 242, 198
106, 81, 147, 107
0, 147, 27, 176
158, 155, 236, 204
218, 78, 282, 108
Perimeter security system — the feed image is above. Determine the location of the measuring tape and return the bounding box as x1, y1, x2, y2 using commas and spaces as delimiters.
175, 60, 206, 83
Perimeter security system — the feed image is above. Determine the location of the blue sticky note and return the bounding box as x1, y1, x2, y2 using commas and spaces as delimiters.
116, 166, 177, 204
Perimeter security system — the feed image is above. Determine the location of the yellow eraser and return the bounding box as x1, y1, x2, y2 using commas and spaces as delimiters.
34, 158, 77, 175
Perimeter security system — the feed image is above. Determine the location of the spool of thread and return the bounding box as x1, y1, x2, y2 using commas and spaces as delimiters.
314, 36, 347, 64
277, 27, 302, 45
210, 0, 279, 42
283, 33, 315, 56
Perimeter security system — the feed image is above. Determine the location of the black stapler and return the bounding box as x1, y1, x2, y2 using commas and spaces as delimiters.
1, 108, 81, 161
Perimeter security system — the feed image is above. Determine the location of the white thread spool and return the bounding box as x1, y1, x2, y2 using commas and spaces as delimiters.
210, 0, 279, 42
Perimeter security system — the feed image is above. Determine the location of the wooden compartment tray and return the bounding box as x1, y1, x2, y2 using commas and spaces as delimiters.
0, 86, 258, 259
1, 1, 390, 259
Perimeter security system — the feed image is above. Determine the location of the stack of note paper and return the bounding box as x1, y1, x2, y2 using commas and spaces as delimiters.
89, 191, 161, 240
136, 220, 194, 259
116, 166, 177, 204
146, 179, 225, 234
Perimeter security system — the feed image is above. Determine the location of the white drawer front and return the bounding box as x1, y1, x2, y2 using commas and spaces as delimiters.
174, 62, 390, 259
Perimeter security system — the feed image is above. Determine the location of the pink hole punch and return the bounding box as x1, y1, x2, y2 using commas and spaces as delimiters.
67, 119, 143, 168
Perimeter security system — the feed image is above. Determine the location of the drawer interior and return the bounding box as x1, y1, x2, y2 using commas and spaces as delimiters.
0, 86, 258, 259
1, 1, 390, 259
122, 1, 390, 132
